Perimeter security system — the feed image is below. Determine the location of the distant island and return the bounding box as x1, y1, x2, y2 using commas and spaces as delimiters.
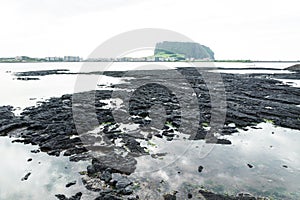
154, 41, 214, 61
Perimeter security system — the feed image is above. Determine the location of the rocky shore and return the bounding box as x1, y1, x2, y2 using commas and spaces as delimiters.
1, 67, 300, 199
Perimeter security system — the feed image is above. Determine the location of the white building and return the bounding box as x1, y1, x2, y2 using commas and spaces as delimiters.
64, 56, 80, 62
46, 57, 63, 62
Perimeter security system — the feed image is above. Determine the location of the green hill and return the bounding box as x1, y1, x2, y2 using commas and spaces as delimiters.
154, 41, 215, 60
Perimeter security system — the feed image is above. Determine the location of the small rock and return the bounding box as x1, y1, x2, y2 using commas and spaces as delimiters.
21, 172, 31, 181
115, 177, 132, 189
147, 133, 153, 139
66, 181, 76, 188
55, 192, 82, 200
198, 166, 204, 173
70, 192, 82, 200
87, 164, 96, 175
187, 193, 193, 199
95, 194, 121, 200
154, 133, 163, 138
127, 195, 139, 200
247, 164, 254, 168
99, 189, 113, 196
216, 139, 232, 145
118, 186, 133, 195
27, 158, 32, 162
237, 192, 255, 199
48, 150, 60, 157
162, 131, 175, 137
282, 165, 288, 168
100, 170, 112, 183
31, 149, 40, 153
163, 193, 176, 200
55, 194, 67, 200
91, 153, 137, 175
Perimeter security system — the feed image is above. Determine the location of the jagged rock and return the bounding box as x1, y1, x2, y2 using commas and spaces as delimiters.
163, 193, 176, 200
66, 181, 76, 188
91, 153, 137, 175
21, 172, 31, 181
55, 192, 82, 200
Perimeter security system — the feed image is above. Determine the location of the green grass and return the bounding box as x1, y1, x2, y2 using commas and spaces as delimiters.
155, 51, 186, 59
263, 119, 275, 124
147, 141, 157, 147
202, 122, 209, 127
101, 122, 112, 126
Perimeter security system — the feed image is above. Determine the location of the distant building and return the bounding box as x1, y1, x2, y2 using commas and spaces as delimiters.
146, 57, 155, 62
46, 57, 63, 62
64, 56, 80, 62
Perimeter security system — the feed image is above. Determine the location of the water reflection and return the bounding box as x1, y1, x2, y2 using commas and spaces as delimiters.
131, 123, 300, 199
0, 137, 97, 200
275, 79, 300, 88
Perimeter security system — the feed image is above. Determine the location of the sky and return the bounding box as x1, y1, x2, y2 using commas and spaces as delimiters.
0, 0, 299, 60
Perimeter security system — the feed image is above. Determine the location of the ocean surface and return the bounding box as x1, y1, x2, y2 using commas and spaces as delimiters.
0, 62, 299, 199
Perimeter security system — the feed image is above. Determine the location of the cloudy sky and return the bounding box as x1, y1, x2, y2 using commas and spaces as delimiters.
0, 0, 299, 60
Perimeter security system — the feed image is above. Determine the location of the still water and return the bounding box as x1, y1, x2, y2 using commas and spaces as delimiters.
130, 123, 300, 199
0, 137, 97, 200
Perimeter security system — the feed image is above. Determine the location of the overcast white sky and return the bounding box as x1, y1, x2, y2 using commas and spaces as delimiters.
0, 0, 299, 60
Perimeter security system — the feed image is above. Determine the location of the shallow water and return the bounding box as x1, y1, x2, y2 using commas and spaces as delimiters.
130, 123, 300, 199
0, 137, 97, 200
0, 64, 129, 114
275, 79, 300, 88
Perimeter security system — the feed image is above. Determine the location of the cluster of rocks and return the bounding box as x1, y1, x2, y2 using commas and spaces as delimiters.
176, 67, 300, 131
55, 192, 82, 200
14, 69, 126, 78
1, 68, 300, 199
15, 69, 71, 76
285, 64, 300, 71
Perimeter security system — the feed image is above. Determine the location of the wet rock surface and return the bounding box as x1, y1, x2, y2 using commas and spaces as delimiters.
14, 69, 126, 78
1, 68, 300, 199
15, 69, 71, 76
55, 192, 82, 200
285, 64, 300, 71
66, 181, 77, 188
21, 172, 31, 181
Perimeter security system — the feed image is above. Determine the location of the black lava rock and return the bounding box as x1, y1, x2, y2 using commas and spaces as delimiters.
66, 181, 76, 188
198, 165, 204, 173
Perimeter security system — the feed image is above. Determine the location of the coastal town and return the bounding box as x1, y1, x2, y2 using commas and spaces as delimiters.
0, 41, 215, 63
0, 55, 212, 63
